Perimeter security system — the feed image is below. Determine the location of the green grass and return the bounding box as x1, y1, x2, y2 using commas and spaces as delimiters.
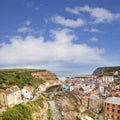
0, 68, 46, 89
2, 95, 46, 120
2, 104, 33, 120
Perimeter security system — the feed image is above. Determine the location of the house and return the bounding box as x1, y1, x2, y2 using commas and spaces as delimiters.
81, 85, 92, 94
99, 82, 105, 95
69, 86, 74, 91
81, 96, 89, 108
62, 85, 69, 92
89, 94, 103, 113
99, 86, 105, 93
0, 85, 21, 107
10, 85, 21, 105
0, 89, 6, 107
91, 90, 99, 95
102, 76, 114, 84
4, 89, 14, 106
38, 85, 44, 92
104, 97, 120, 120
22, 85, 33, 99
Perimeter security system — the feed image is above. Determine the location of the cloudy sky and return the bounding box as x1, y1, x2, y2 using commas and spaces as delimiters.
0, 0, 120, 73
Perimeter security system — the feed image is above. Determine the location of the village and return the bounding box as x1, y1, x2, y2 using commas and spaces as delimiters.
0, 79, 62, 113
62, 70, 120, 120
0, 69, 120, 120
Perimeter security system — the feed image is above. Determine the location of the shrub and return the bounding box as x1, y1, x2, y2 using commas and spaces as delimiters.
14, 104, 32, 120
2, 104, 33, 120
2, 108, 24, 120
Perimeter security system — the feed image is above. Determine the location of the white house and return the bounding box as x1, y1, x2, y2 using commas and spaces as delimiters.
10, 85, 22, 105
38, 85, 44, 92
0, 85, 22, 107
70, 86, 74, 91
22, 85, 33, 99
102, 76, 114, 84
4, 89, 14, 106
82, 86, 92, 93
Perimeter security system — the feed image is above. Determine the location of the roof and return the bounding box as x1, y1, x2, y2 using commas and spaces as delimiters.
0, 89, 4, 94
100, 82, 105, 86
82, 96, 89, 101
10, 85, 20, 92
89, 94, 99, 100
105, 97, 120, 105
111, 91, 117, 97
5, 89, 13, 95
91, 90, 98, 95
24, 85, 33, 92
82, 86, 90, 90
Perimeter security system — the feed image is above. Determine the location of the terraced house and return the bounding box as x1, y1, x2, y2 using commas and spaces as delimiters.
104, 97, 120, 120
0, 85, 22, 107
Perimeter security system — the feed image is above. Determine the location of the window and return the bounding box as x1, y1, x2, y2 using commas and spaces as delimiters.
112, 104, 115, 108
111, 115, 114, 118
117, 116, 119, 120
107, 108, 109, 111
118, 110, 120, 113
118, 105, 120, 108
112, 109, 114, 112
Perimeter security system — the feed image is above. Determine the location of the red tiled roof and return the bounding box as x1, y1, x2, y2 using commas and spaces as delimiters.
100, 82, 105, 86
24, 85, 33, 92
82, 96, 89, 101
91, 90, 99, 95
111, 91, 118, 97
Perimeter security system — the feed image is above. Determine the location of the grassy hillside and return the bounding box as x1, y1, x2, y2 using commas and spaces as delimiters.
0, 69, 47, 89
2, 95, 46, 120
93, 66, 120, 76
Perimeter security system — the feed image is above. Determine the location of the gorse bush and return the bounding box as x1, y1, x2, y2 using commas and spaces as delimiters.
2, 108, 24, 120
2, 104, 32, 120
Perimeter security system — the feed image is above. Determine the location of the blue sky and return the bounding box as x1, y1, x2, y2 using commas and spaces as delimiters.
0, 0, 120, 73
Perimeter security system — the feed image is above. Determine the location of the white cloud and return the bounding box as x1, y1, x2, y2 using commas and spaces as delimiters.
17, 21, 37, 34
84, 28, 100, 33
0, 29, 104, 68
51, 16, 85, 28
66, 6, 80, 15
66, 5, 120, 24
17, 27, 35, 34
24, 20, 31, 26
90, 37, 98, 42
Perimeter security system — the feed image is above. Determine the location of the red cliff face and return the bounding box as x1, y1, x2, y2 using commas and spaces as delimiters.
31, 70, 58, 81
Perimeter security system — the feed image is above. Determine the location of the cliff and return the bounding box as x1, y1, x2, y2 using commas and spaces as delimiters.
2, 95, 49, 120
32, 95, 49, 120
0, 68, 58, 89
31, 70, 58, 81
92, 66, 120, 76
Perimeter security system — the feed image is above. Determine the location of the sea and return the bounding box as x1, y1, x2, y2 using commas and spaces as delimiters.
53, 71, 91, 81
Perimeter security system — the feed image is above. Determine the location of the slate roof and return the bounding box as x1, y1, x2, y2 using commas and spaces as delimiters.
105, 97, 120, 105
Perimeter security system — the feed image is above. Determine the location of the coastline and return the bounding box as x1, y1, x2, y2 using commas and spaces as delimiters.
53, 71, 92, 81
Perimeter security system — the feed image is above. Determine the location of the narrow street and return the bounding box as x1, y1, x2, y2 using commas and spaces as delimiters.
48, 100, 61, 120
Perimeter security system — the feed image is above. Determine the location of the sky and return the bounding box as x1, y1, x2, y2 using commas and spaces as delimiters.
0, 0, 120, 74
